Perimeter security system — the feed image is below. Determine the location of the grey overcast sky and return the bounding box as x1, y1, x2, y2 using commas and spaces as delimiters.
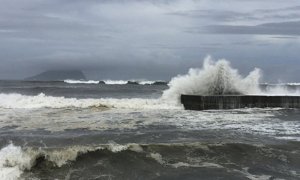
0, 0, 300, 82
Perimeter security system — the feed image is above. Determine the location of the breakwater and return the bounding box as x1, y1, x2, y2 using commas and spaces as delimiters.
181, 95, 300, 110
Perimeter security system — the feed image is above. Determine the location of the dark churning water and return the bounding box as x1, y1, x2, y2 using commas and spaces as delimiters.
0, 80, 300, 180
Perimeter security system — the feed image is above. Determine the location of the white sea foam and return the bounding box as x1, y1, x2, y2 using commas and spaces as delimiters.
103, 80, 128, 85
275, 136, 300, 141
0, 105, 289, 133
0, 93, 180, 110
0, 144, 38, 180
138, 80, 165, 85
107, 143, 129, 153
139, 80, 156, 85
264, 83, 300, 86
149, 151, 224, 169
103, 80, 166, 85
95, 98, 179, 110
170, 162, 223, 169
150, 153, 165, 164
64, 79, 100, 84
240, 167, 274, 180
261, 85, 300, 96
0, 93, 106, 109
287, 83, 300, 86
64, 79, 163, 85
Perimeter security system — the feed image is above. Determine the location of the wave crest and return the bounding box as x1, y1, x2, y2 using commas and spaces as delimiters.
0, 93, 180, 109
64, 80, 100, 84
0, 93, 108, 109
2, 142, 298, 180
0, 143, 144, 180
103, 80, 167, 85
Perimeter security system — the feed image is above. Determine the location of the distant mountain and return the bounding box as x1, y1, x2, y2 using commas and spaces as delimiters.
25, 70, 86, 81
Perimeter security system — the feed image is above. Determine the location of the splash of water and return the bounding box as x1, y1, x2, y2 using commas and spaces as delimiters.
162, 56, 262, 102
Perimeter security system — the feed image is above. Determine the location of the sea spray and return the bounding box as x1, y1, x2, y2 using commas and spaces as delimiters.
0, 144, 38, 180
262, 84, 300, 95
162, 56, 262, 102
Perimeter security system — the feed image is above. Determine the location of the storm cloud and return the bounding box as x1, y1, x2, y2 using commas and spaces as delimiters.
202, 21, 300, 36
0, 0, 300, 82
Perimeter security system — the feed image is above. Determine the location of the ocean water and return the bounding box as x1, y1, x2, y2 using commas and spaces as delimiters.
0, 80, 300, 180
1, 59, 300, 180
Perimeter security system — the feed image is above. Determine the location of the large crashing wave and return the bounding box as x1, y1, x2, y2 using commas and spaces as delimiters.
162, 56, 262, 101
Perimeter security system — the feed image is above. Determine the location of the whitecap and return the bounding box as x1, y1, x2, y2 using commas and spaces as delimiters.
64, 79, 100, 84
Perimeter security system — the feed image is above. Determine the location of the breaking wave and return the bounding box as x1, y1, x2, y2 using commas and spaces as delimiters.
0, 144, 29, 180
103, 80, 167, 85
162, 56, 300, 102
265, 83, 300, 86
1, 142, 299, 180
138, 80, 156, 85
0, 93, 180, 109
103, 80, 128, 85
64, 79, 100, 84
0, 143, 143, 180
138, 80, 167, 85
162, 56, 261, 101
63, 79, 167, 85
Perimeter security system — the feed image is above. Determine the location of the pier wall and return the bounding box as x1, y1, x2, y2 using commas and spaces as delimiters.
181, 95, 300, 110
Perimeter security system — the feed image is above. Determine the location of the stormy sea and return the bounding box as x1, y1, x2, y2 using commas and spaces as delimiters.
1, 58, 300, 180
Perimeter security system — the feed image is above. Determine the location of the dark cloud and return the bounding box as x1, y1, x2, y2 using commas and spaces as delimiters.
197, 21, 300, 36
168, 10, 258, 22
254, 5, 300, 13
0, 0, 299, 82
169, 5, 300, 23
271, 36, 298, 39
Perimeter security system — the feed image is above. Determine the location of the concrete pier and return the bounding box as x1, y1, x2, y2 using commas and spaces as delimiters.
181, 95, 300, 110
